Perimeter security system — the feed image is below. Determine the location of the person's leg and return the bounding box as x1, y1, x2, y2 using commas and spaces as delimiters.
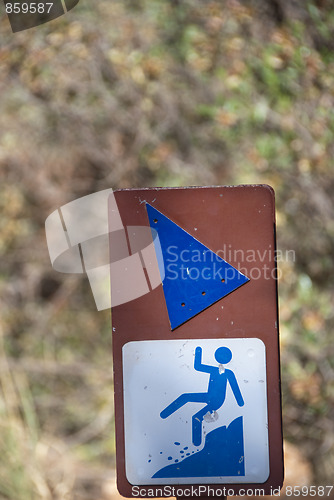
160, 393, 208, 419
192, 405, 211, 446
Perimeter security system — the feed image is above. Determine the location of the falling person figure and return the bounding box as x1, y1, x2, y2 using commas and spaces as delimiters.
160, 346, 244, 446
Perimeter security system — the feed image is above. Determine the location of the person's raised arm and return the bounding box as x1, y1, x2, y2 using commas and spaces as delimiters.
194, 346, 215, 374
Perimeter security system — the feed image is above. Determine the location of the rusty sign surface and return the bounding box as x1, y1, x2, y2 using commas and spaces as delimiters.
110, 185, 284, 497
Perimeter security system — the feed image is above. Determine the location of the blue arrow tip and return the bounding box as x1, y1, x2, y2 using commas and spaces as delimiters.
146, 203, 249, 329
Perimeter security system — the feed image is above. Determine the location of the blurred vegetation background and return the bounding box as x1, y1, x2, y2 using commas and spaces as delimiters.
0, 0, 334, 498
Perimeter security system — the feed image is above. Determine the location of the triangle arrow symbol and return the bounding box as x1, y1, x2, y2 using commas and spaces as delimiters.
146, 204, 250, 330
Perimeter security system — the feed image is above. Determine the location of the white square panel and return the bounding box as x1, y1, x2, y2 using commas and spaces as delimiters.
122, 338, 269, 485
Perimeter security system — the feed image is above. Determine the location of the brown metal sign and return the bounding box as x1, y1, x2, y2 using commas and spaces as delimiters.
110, 185, 284, 497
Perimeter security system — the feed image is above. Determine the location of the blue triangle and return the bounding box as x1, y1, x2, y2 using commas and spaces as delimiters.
146, 204, 249, 330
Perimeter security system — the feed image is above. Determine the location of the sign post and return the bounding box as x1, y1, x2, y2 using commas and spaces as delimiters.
110, 185, 283, 497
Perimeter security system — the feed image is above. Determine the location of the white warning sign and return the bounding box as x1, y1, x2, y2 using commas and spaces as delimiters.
122, 338, 269, 485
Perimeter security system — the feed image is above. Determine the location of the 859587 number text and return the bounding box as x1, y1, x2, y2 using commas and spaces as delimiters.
5, 3, 54, 14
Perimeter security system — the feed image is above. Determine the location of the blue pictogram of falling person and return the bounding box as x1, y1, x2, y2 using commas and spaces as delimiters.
160, 346, 244, 446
